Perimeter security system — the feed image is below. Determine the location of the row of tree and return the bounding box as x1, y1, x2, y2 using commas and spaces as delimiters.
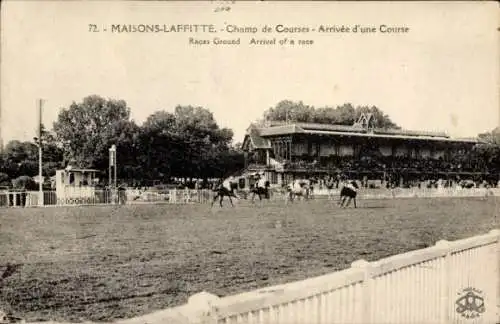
1, 95, 247, 186
1, 96, 499, 188
258, 100, 400, 129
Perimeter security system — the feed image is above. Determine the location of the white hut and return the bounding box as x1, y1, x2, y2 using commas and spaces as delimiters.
55, 166, 99, 200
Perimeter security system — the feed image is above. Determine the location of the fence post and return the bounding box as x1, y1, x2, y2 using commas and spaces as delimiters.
489, 229, 500, 323
183, 291, 219, 324
435, 239, 451, 324
171, 189, 176, 204
351, 259, 374, 323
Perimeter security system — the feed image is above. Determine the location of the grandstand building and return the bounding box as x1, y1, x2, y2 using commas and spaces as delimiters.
241, 113, 487, 186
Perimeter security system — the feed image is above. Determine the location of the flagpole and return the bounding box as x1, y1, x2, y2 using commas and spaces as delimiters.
38, 99, 44, 207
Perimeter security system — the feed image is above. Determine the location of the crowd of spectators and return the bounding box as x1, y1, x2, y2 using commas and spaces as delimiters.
308, 174, 500, 191
285, 155, 497, 177
277, 154, 498, 190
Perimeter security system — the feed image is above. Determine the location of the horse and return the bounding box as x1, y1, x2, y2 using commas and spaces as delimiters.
211, 181, 239, 207
287, 179, 310, 202
339, 180, 359, 208
250, 180, 270, 203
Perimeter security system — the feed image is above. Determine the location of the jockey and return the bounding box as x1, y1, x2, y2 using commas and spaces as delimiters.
256, 173, 267, 189
223, 176, 234, 191
344, 179, 358, 192
224, 176, 240, 198
293, 178, 305, 189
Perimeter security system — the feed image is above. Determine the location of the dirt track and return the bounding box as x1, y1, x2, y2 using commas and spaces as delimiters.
1, 197, 499, 322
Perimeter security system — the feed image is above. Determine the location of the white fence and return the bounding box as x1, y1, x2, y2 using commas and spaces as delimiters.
119, 229, 500, 324
0, 188, 217, 208
1, 187, 499, 208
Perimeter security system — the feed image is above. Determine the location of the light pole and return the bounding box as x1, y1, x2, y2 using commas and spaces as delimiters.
109, 144, 117, 203
37, 99, 44, 207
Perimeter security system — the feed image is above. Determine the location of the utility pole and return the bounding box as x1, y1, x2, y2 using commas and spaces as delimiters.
37, 99, 44, 206
109, 145, 117, 204
114, 146, 117, 191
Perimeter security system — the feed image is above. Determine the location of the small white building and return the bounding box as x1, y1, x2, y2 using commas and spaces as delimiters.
55, 166, 99, 199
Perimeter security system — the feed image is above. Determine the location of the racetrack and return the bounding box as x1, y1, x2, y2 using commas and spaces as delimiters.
1, 197, 499, 322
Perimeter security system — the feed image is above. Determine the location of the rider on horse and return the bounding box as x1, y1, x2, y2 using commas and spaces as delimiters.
256, 173, 267, 189
251, 173, 270, 201
211, 176, 239, 207
287, 178, 310, 202
223, 176, 239, 197
339, 178, 359, 208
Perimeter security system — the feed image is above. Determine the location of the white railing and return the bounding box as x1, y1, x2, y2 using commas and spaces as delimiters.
0, 188, 218, 207
128, 229, 499, 324
1, 187, 499, 208
318, 187, 500, 200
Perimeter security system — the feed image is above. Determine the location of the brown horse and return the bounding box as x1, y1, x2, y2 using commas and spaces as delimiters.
250, 181, 270, 203
339, 181, 359, 208
211, 182, 239, 207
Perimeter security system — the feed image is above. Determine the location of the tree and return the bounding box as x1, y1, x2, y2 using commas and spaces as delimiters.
333, 103, 356, 125
12, 175, 37, 190
0, 172, 10, 187
0, 125, 65, 182
53, 95, 140, 180
37, 124, 64, 164
138, 106, 237, 181
102, 119, 142, 182
3, 140, 38, 163
34, 124, 65, 177
171, 105, 236, 179
2, 140, 38, 177
262, 100, 400, 129
232, 142, 243, 152
138, 111, 178, 181
470, 127, 500, 173
263, 100, 314, 123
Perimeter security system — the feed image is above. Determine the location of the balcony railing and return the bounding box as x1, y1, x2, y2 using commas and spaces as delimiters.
246, 163, 275, 171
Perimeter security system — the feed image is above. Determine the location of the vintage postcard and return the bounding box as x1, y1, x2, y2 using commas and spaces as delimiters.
0, 1, 499, 323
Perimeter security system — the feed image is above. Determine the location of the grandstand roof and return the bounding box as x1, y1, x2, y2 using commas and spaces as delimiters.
242, 127, 271, 150
247, 122, 481, 144
299, 130, 480, 143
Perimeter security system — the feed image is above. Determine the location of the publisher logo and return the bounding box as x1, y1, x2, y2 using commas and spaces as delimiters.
455, 287, 485, 319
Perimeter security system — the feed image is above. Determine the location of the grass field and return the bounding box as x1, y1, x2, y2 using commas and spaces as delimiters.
1, 197, 499, 322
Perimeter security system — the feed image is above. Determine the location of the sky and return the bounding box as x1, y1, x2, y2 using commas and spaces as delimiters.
1, 1, 499, 147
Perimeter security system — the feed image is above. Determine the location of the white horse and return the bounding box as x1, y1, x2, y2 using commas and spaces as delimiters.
287, 179, 310, 202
